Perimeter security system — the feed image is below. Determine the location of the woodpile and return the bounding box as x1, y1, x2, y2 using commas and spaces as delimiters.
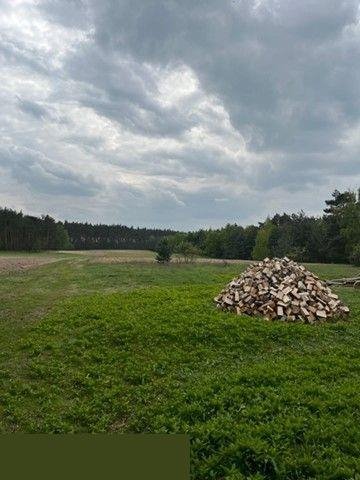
214, 257, 350, 323
326, 276, 360, 288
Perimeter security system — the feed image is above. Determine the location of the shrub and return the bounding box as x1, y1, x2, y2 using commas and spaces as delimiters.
155, 238, 172, 263
349, 244, 360, 266
175, 241, 200, 263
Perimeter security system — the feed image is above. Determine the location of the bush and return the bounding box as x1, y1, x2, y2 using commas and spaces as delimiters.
175, 241, 200, 263
349, 244, 360, 266
155, 238, 172, 263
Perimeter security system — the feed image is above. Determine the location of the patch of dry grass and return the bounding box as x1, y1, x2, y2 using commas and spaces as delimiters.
0, 256, 60, 274
58, 249, 253, 266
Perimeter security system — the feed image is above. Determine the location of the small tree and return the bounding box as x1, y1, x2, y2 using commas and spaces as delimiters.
176, 241, 200, 263
167, 232, 187, 252
155, 238, 172, 263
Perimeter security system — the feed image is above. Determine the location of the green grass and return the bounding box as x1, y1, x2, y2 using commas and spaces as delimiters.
0, 254, 360, 479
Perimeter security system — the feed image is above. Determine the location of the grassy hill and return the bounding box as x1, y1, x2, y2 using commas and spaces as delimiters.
0, 251, 359, 479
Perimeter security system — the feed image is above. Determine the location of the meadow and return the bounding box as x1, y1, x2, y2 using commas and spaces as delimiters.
0, 250, 359, 479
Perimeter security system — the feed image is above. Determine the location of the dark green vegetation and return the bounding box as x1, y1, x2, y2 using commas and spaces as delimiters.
64, 220, 175, 251
155, 238, 173, 263
0, 253, 359, 479
2, 189, 360, 266
175, 189, 360, 265
0, 208, 175, 252
0, 208, 71, 251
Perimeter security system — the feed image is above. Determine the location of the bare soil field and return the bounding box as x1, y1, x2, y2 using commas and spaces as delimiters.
0, 255, 60, 274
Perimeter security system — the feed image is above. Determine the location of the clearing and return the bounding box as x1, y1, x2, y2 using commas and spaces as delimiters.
0, 250, 359, 479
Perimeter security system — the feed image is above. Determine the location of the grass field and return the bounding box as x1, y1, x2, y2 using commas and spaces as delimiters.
0, 251, 359, 479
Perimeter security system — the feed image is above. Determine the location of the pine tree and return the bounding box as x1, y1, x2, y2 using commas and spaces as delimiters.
155, 238, 172, 263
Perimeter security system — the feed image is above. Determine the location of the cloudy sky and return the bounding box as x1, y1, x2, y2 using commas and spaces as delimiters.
1, 0, 360, 230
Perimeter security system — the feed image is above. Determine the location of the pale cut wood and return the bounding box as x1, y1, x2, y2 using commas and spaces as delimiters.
214, 257, 350, 323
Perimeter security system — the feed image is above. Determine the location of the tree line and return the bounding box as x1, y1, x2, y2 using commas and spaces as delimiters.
0, 208, 176, 252
1, 189, 359, 265
63, 221, 175, 250
161, 189, 360, 266
0, 208, 71, 251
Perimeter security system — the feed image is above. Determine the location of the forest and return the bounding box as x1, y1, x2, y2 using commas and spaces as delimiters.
64, 221, 175, 251
0, 209, 175, 252
175, 189, 360, 266
0, 208, 71, 251
1, 189, 359, 265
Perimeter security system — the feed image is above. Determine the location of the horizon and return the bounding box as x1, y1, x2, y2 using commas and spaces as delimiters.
1, 186, 348, 233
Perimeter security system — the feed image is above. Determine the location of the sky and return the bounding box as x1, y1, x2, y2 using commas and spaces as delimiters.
0, 0, 360, 230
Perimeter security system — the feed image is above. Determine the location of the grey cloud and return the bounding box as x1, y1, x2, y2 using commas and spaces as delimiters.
0, 36, 49, 76
63, 44, 198, 137
40, 0, 360, 154
63, 134, 104, 151
81, 96, 193, 138
39, 0, 90, 29
248, 151, 360, 193
106, 179, 264, 230
0, 146, 101, 197
104, 146, 241, 180
17, 98, 49, 120
84, 0, 360, 153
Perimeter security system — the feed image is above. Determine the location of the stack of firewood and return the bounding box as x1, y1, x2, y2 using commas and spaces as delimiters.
214, 257, 350, 323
